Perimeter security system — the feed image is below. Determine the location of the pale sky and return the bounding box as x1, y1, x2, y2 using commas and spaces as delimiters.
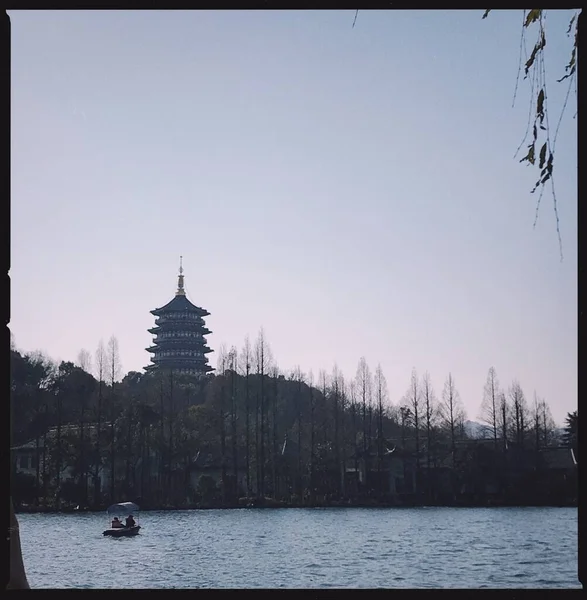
10, 10, 577, 424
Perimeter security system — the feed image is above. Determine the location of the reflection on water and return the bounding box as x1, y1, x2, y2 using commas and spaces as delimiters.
19, 507, 579, 589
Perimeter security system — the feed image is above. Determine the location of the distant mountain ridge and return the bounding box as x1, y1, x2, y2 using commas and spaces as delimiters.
464, 420, 486, 439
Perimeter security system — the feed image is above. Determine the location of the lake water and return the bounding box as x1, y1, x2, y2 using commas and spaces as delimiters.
18, 507, 580, 589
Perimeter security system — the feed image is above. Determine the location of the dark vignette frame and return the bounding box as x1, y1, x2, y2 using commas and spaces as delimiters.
3, 8, 11, 593
2, 4, 583, 596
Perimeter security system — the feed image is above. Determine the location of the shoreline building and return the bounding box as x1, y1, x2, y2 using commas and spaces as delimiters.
145, 258, 213, 376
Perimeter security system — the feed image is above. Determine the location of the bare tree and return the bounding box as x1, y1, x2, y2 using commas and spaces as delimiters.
331, 364, 342, 497
532, 393, 557, 450
254, 329, 272, 500
497, 391, 509, 452
75, 353, 92, 506
93, 340, 106, 506
270, 365, 279, 499
337, 370, 347, 498
76, 349, 93, 375
367, 374, 374, 455
240, 336, 253, 496
404, 369, 421, 476
480, 367, 500, 448
540, 398, 557, 447
509, 380, 528, 447
374, 365, 388, 495
399, 405, 412, 486
54, 363, 64, 509
229, 347, 239, 498
107, 336, 122, 384
349, 380, 359, 492
293, 366, 304, 502
356, 357, 371, 457
532, 392, 541, 452
421, 372, 437, 476
216, 343, 228, 376
218, 350, 228, 505
106, 335, 121, 503
309, 370, 317, 503
439, 373, 465, 464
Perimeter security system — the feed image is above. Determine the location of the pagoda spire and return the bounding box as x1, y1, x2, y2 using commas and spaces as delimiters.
145, 254, 213, 376
176, 255, 186, 296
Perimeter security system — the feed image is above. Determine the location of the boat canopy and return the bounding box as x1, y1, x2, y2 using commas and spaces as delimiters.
107, 502, 139, 515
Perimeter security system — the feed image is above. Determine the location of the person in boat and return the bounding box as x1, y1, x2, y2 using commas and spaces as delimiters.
125, 514, 136, 528
111, 517, 124, 529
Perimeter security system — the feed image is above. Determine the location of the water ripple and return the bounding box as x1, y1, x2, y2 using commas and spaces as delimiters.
17, 507, 579, 589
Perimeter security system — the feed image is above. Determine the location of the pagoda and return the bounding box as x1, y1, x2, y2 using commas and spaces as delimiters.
145, 257, 213, 376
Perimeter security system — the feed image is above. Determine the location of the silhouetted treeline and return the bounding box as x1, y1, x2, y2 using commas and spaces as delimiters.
10, 332, 577, 510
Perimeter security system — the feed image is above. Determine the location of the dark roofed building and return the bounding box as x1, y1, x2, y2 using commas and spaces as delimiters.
145, 257, 213, 376
540, 446, 577, 471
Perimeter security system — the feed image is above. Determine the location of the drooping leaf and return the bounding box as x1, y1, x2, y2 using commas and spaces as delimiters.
524, 9, 542, 28
524, 32, 545, 76
538, 143, 547, 169
540, 153, 553, 178
531, 153, 553, 193
557, 47, 577, 82
567, 13, 577, 35
482, 9, 491, 19
520, 143, 536, 165
524, 35, 546, 75
557, 69, 575, 83
531, 176, 542, 194
525, 49, 538, 75
536, 88, 545, 124
566, 47, 576, 72
536, 89, 545, 113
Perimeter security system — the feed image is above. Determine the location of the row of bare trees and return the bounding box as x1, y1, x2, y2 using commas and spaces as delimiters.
11, 331, 564, 509
479, 367, 557, 451
399, 369, 467, 471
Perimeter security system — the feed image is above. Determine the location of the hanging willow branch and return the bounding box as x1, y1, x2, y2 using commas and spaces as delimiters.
483, 8, 579, 260
353, 9, 578, 259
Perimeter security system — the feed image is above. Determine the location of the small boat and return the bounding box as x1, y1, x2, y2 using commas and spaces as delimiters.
104, 524, 140, 538
103, 501, 141, 537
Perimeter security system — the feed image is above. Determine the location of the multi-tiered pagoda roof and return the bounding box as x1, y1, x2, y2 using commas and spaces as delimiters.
144, 258, 213, 376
